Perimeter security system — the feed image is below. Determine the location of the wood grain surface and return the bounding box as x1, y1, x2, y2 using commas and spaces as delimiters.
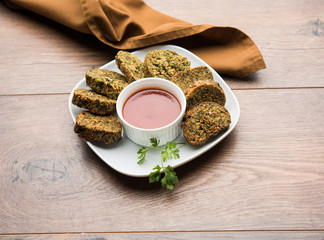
0, 0, 323, 239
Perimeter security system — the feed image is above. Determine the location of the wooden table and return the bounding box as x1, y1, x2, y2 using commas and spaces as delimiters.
1, 0, 323, 239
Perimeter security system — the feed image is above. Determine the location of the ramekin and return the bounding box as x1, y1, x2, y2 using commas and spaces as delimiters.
116, 78, 186, 147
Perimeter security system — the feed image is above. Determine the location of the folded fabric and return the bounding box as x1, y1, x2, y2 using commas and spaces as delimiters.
4, 0, 266, 77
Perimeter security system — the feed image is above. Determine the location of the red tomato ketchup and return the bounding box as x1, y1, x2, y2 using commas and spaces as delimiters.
122, 88, 181, 129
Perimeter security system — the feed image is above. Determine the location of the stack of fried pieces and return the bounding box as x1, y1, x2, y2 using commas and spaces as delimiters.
72, 49, 231, 146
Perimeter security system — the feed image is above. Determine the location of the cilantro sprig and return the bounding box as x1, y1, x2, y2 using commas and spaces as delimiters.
137, 138, 185, 190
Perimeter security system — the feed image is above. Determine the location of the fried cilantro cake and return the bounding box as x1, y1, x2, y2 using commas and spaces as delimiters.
144, 50, 191, 80
184, 80, 226, 109
115, 50, 145, 83
170, 66, 213, 92
86, 69, 128, 100
74, 111, 122, 144
182, 102, 231, 146
72, 89, 116, 115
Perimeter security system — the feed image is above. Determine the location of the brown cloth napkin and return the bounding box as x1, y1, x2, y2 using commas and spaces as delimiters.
4, 0, 266, 77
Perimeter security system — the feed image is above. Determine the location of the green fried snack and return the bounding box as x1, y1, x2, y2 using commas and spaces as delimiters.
86, 69, 128, 100
170, 66, 213, 92
72, 89, 116, 115
182, 102, 231, 146
74, 111, 122, 144
184, 80, 226, 109
144, 50, 191, 80
115, 50, 146, 83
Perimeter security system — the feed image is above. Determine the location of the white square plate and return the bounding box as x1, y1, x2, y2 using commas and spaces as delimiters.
68, 44, 240, 177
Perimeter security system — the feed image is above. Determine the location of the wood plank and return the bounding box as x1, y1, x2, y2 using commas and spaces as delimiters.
1, 231, 324, 240
1, 0, 324, 95
0, 2, 116, 95
0, 88, 323, 233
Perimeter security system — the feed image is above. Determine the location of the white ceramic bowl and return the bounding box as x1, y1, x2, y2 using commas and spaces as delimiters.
116, 78, 186, 147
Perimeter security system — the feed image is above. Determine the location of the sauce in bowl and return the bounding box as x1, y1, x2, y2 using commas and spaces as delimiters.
123, 88, 181, 129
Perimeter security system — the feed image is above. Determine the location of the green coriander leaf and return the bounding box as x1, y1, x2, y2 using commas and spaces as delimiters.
149, 165, 162, 183
161, 165, 178, 190
137, 139, 185, 190
171, 148, 180, 159
161, 143, 183, 162
137, 147, 148, 164
137, 156, 145, 165
150, 138, 160, 147
161, 148, 172, 162
165, 141, 177, 150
